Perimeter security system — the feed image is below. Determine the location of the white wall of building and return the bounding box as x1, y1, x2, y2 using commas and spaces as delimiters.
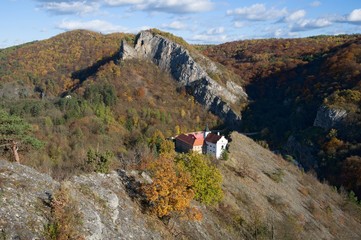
206, 136, 228, 159
215, 136, 228, 159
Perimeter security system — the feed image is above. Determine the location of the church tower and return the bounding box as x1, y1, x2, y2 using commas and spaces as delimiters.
204, 124, 211, 138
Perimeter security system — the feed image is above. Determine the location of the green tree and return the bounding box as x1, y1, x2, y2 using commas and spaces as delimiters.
176, 152, 224, 205
86, 148, 113, 173
0, 109, 43, 162
148, 130, 165, 154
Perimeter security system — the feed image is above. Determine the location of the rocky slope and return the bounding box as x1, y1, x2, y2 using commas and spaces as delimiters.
1, 132, 361, 239
120, 30, 247, 127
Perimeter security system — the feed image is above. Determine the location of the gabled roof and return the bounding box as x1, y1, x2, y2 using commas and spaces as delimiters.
205, 133, 222, 144
176, 133, 204, 147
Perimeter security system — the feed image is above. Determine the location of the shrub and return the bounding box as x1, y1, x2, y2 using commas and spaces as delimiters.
141, 156, 201, 220
221, 149, 229, 160
176, 152, 224, 205
44, 183, 84, 240
85, 149, 113, 173
265, 168, 284, 183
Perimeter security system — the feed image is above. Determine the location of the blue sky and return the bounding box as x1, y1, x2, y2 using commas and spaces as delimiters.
1, 0, 361, 48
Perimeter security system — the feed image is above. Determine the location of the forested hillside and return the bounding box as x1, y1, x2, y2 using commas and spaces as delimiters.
202, 35, 361, 199
1, 29, 361, 239
0, 30, 219, 179
1, 29, 361, 203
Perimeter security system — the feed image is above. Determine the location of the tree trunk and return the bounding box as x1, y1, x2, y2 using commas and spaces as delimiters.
11, 141, 20, 163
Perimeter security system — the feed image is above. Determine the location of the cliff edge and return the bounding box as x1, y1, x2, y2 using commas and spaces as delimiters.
120, 30, 247, 127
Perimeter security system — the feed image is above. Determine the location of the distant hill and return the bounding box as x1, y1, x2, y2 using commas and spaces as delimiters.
202, 35, 361, 199
0, 30, 133, 96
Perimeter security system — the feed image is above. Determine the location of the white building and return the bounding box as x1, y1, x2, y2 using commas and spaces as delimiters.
175, 126, 228, 159
204, 132, 228, 159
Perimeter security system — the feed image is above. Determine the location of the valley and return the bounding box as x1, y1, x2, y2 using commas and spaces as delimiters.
0, 29, 361, 239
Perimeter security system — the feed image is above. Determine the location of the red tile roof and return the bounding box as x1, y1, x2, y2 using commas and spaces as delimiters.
176, 133, 204, 146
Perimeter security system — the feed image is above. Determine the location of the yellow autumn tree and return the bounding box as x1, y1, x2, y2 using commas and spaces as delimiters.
141, 156, 202, 220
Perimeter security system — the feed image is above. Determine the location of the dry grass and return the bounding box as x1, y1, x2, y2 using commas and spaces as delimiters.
217, 132, 361, 239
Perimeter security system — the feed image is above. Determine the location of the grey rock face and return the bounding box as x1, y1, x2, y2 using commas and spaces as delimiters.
313, 105, 347, 130
70, 173, 163, 240
120, 31, 247, 127
0, 160, 59, 240
0, 160, 164, 239
0, 160, 238, 240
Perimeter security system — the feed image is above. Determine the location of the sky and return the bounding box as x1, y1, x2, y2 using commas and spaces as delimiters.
1, 0, 361, 48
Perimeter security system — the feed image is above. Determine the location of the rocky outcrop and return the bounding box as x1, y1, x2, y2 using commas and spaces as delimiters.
313, 105, 347, 130
0, 160, 237, 239
0, 160, 59, 239
120, 31, 247, 127
0, 160, 172, 239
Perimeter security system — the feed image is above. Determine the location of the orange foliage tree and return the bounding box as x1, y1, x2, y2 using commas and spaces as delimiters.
141, 156, 202, 221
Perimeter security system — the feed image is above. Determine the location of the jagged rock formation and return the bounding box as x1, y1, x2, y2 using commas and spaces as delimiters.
120, 31, 247, 127
313, 105, 347, 130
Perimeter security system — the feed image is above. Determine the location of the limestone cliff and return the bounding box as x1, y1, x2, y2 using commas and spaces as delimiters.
120, 31, 247, 127
0, 160, 237, 240
313, 105, 347, 130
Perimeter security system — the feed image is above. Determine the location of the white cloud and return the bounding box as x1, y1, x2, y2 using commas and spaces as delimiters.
40, 1, 99, 15
103, 0, 144, 6
310, 1, 321, 7
234, 21, 246, 28
161, 20, 187, 30
334, 8, 361, 25
57, 19, 127, 33
103, 0, 214, 13
270, 28, 298, 38
189, 26, 228, 43
285, 10, 306, 22
206, 27, 224, 35
227, 4, 288, 21
347, 9, 361, 22
190, 34, 228, 43
291, 18, 332, 32
134, 0, 214, 14
37, 0, 214, 15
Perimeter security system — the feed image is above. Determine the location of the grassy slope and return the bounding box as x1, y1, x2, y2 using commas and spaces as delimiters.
212, 132, 361, 239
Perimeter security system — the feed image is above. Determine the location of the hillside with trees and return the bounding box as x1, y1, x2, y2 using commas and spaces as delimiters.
1, 30, 361, 239
202, 34, 361, 199
0, 30, 219, 179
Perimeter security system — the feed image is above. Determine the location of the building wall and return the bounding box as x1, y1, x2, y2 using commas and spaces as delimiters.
215, 137, 228, 159
192, 145, 203, 154
206, 136, 228, 159
206, 142, 217, 158
175, 139, 192, 153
